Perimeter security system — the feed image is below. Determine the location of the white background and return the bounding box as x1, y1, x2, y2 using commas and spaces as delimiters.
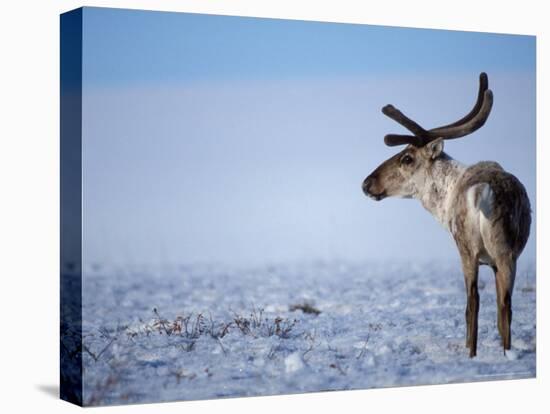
0, 0, 547, 412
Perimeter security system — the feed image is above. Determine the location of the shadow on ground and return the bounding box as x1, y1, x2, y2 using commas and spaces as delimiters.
36, 384, 59, 399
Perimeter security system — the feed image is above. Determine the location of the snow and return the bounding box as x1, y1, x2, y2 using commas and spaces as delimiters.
285, 352, 305, 373
79, 260, 536, 406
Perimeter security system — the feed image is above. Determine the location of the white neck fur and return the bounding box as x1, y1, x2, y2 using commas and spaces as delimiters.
413, 154, 466, 230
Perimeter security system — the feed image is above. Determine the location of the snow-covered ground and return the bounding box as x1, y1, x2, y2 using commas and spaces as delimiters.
80, 260, 536, 406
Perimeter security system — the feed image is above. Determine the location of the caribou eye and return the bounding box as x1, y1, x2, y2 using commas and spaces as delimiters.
400, 154, 414, 165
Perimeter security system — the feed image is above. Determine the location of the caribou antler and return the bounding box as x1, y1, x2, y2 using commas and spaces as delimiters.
383, 73, 493, 147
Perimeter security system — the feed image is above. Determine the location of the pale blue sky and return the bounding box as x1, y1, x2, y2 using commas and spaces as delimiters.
80, 7, 536, 266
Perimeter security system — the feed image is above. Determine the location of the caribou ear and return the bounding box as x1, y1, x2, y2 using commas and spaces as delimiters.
425, 137, 444, 159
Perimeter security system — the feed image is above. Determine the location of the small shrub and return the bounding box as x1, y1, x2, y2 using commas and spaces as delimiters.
233, 307, 297, 338
125, 307, 297, 343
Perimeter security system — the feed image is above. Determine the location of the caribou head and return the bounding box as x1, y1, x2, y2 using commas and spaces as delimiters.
362, 73, 493, 201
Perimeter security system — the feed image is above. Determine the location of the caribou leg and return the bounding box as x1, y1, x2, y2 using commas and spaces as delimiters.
494, 259, 516, 352
461, 255, 479, 357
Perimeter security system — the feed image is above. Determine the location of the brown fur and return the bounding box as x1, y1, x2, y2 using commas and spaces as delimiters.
452, 162, 531, 261
449, 162, 531, 356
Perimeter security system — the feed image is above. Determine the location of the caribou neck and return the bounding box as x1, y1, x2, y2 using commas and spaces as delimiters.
415, 153, 466, 230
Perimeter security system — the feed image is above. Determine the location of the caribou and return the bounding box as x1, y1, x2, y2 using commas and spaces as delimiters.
362, 73, 531, 357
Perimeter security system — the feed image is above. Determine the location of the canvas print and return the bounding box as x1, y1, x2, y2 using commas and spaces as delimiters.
60, 7, 536, 406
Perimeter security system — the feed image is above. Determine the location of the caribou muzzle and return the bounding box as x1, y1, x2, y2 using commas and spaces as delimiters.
362, 175, 386, 201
